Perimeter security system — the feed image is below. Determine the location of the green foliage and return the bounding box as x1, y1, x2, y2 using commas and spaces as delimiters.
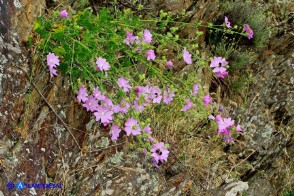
221, 0, 271, 48
284, 189, 294, 196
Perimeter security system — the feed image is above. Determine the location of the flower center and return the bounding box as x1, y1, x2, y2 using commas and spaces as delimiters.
156, 149, 162, 155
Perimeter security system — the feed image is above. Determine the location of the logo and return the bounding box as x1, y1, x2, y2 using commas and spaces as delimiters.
7, 181, 62, 190
6, 182, 15, 190
16, 182, 25, 191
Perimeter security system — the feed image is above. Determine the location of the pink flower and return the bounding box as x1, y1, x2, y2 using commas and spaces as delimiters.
47, 53, 60, 68
151, 142, 169, 163
146, 50, 156, 61
82, 95, 99, 112
125, 31, 139, 46
203, 95, 212, 106
49, 66, 57, 78
236, 124, 242, 132
248, 30, 254, 39
181, 98, 193, 111
210, 57, 229, 78
77, 86, 88, 103
94, 106, 113, 124
183, 49, 192, 64
96, 57, 110, 71
214, 114, 237, 143
103, 98, 114, 109
93, 87, 106, 101
149, 137, 155, 143
163, 88, 175, 104
208, 114, 215, 120
193, 84, 199, 96
217, 71, 229, 79
144, 124, 152, 135
142, 29, 152, 44
152, 158, 160, 169
117, 77, 132, 92
47, 53, 60, 77
166, 60, 173, 67
149, 86, 162, 103
124, 118, 141, 136
218, 128, 230, 135
210, 56, 228, 68
137, 86, 151, 97
218, 117, 235, 130
244, 24, 254, 39
224, 118, 235, 127
60, 10, 68, 18
134, 86, 143, 94
112, 104, 121, 113
110, 125, 121, 141
215, 114, 222, 123
125, 32, 134, 46
224, 16, 231, 28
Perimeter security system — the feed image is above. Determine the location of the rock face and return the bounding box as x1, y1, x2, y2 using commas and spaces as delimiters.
0, 0, 28, 135
241, 25, 294, 195
12, 0, 46, 41
0, 0, 293, 195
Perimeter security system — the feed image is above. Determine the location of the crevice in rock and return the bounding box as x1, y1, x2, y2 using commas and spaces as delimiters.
45, 0, 57, 9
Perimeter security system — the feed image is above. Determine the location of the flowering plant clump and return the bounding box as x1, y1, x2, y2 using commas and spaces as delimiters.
208, 114, 243, 143
35, 7, 247, 168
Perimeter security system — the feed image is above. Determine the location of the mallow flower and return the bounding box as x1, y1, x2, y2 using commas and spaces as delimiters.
82, 95, 99, 112
163, 88, 175, 104
94, 106, 113, 124
181, 98, 193, 111
117, 77, 132, 92
146, 50, 156, 61
149, 86, 162, 103
142, 29, 152, 44
244, 24, 254, 39
110, 124, 121, 141
224, 16, 231, 28
60, 10, 68, 18
183, 48, 192, 64
236, 124, 242, 132
210, 56, 229, 78
203, 94, 212, 106
96, 57, 110, 71
47, 53, 60, 78
166, 60, 173, 67
151, 142, 169, 164
125, 31, 139, 46
77, 86, 88, 103
124, 118, 141, 136
193, 84, 199, 96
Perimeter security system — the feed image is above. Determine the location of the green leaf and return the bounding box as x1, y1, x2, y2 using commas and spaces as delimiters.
53, 46, 66, 57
